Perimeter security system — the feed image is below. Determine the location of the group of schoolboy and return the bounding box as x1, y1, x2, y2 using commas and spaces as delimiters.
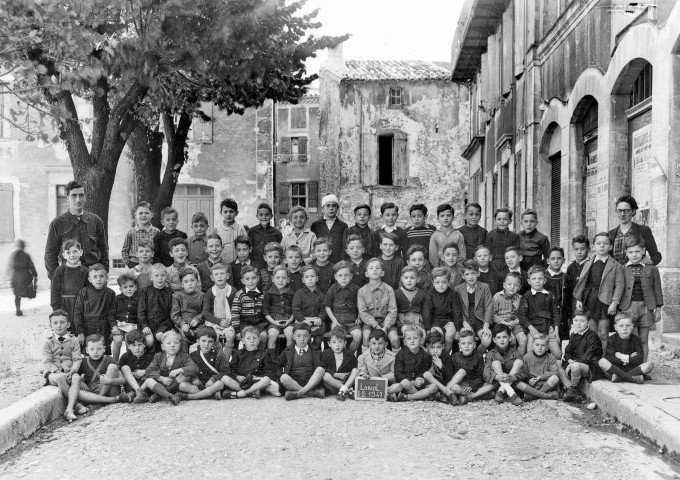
44, 193, 661, 421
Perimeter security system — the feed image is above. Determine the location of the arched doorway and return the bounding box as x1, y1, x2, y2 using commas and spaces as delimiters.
537, 123, 562, 246
570, 96, 599, 239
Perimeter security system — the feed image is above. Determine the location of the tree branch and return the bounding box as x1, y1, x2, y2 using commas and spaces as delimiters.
90, 77, 110, 161
53, 90, 91, 166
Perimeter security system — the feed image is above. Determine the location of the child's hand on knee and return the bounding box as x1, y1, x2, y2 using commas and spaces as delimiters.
461, 386, 472, 395
143, 327, 152, 335
528, 377, 538, 386
414, 377, 424, 388
160, 377, 173, 386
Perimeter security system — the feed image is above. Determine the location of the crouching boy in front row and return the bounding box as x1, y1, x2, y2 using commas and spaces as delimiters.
118, 329, 155, 402
356, 329, 401, 395
598, 313, 654, 384
483, 324, 524, 406
515, 333, 560, 401
448, 329, 496, 405
277, 323, 326, 401
229, 326, 280, 398
137, 330, 199, 405
321, 326, 359, 401
77, 334, 132, 407
389, 325, 438, 402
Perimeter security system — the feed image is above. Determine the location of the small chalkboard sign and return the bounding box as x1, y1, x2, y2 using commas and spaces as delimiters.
354, 377, 388, 401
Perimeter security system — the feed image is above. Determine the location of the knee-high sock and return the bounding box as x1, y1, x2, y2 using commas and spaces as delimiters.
521, 385, 553, 399
626, 366, 644, 376
606, 365, 636, 383
152, 383, 173, 399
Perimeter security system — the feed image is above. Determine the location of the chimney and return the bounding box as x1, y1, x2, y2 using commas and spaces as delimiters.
327, 42, 345, 68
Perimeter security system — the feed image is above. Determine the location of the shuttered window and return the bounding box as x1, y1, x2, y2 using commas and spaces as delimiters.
550, 153, 561, 246
364, 132, 408, 187
277, 181, 318, 215
290, 107, 307, 129
0, 183, 14, 242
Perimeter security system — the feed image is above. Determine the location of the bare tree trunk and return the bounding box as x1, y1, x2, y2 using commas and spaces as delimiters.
157, 111, 192, 213
128, 123, 165, 228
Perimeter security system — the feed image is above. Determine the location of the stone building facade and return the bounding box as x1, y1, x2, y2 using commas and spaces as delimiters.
451, 0, 680, 338
318, 46, 470, 229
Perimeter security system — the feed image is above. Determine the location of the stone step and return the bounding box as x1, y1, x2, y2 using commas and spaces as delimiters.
661, 333, 680, 350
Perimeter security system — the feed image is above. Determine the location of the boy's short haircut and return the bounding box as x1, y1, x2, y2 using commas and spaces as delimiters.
330, 326, 347, 341
206, 233, 223, 245
210, 262, 228, 273
88, 263, 107, 273
264, 242, 284, 256
593, 231, 611, 244
436, 203, 454, 216
504, 245, 521, 256
572, 307, 592, 321
300, 264, 318, 276
333, 260, 351, 274
368, 328, 388, 342
137, 238, 154, 252
520, 208, 538, 220
365, 257, 383, 271
380, 202, 398, 215
272, 265, 289, 278
289, 205, 308, 219
571, 234, 590, 249
400, 265, 418, 277
548, 246, 565, 258
492, 323, 511, 338
160, 206, 178, 218
161, 330, 182, 342
425, 329, 444, 346
527, 265, 546, 277
179, 268, 198, 281
125, 329, 145, 346
150, 263, 167, 274
474, 244, 491, 255
458, 329, 475, 340
354, 203, 371, 215
65, 180, 84, 195
61, 239, 82, 252
195, 325, 217, 341
442, 242, 459, 254
168, 237, 188, 250
406, 244, 427, 259
462, 259, 478, 273
257, 202, 273, 214
431, 266, 451, 281
234, 235, 251, 249
86, 334, 105, 346
345, 234, 364, 247
241, 325, 259, 338
614, 312, 632, 324
49, 309, 69, 321
464, 202, 482, 213
220, 198, 238, 212
409, 203, 428, 216
313, 237, 332, 250
293, 322, 311, 334
191, 212, 209, 225
493, 207, 513, 221
504, 271, 522, 283
532, 333, 548, 343
117, 273, 136, 287
380, 231, 398, 244
240, 265, 260, 279
624, 235, 645, 250
285, 245, 303, 256
403, 324, 423, 339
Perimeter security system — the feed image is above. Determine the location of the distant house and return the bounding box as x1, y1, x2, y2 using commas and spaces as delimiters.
317, 45, 469, 228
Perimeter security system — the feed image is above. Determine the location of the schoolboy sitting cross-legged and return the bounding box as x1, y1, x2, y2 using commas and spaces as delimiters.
42, 310, 87, 422
321, 326, 359, 401
182, 326, 235, 401
449, 329, 496, 405
229, 326, 280, 398
118, 330, 155, 403
515, 334, 560, 401
562, 309, 601, 402
139, 330, 199, 405
483, 324, 523, 406
422, 330, 457, 404
598, 312, 654, 384
77, 334, 132, 406
389, 326, 438, 402
277, 323, 326, 401
357, 329, 401, 395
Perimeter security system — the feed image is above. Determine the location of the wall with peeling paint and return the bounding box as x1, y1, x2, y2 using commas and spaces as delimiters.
319, 77, 470, 228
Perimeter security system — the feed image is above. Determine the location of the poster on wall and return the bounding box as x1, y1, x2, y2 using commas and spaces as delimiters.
596, 170, 608, 231
585, 151, 598, 239
631, 125, 652, 212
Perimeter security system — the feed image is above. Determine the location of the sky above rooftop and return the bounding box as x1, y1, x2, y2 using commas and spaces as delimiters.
302, 0, 464, 76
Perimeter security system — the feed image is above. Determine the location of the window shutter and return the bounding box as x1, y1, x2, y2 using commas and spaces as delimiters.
280, 137, 292, 155
291, 107, 307, 129
0, 184, 14, 242
277, 182, 290, 215
307, 181, 319, 209
550, 154, 561, 246
361, 133, 378, 186
298, 137, 308, 156
393, 133, 408, 186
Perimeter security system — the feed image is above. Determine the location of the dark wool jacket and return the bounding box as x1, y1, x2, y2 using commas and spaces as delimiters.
138, 285, 174, 333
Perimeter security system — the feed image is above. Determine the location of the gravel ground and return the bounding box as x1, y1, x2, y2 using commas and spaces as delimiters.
1, 396, 678, 479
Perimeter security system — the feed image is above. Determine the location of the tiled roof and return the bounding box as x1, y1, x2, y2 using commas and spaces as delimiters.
322, 60, 451, 82
279, 88, 319, 106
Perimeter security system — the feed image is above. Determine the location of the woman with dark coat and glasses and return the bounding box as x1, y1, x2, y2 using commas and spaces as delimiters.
608, 195, 662, 266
